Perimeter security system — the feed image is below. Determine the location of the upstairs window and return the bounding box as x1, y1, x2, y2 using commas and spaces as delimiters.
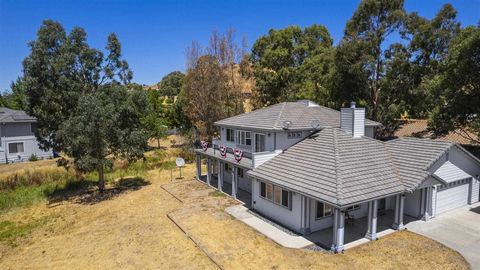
226, 128, 235, 142
316, 202, 333, 219
236, 130, 252, 146
8, 142, 24, 154
287, 132, 302, 139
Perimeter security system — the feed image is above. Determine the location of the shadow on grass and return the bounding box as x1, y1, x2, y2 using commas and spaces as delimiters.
47, 177, 150, 205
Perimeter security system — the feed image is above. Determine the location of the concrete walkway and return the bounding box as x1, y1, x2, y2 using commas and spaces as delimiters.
406, 203, 480, 270
225, 205, 314, 249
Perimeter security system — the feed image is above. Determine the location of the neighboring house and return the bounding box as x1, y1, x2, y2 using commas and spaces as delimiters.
194, 100, 480, 252
0, 107, 53, 163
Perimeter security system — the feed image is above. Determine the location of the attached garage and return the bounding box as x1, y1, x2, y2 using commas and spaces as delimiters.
436, 180, 470, 215
434, 161, 473, 216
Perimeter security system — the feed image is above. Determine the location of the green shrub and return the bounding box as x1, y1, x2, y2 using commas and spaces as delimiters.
28, 154, 38, 162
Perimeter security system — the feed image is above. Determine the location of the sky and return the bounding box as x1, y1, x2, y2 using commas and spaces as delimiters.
0, 0, 479, 91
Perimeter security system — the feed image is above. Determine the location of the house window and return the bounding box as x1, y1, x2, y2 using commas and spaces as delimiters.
260, 181, 290, 208
237, 168, 244, 178
224, 163, 230, 171
30, 123, 38, 134
346, 204, 360, 211
316, 201, 333, 219
236, 130, 252, 146
287, 132, 302, 139
8, 142, 24, 154
226, 128, 235, 142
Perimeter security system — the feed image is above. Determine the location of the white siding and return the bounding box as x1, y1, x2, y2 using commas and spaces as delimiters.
0, 135, 53, 163
252, 179, 302, 232
471, 178, 480, 204
365, 126, 375, 138
404, 189, 421, 218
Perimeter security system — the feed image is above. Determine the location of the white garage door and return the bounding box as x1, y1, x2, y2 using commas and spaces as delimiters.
436, 181, 469, 215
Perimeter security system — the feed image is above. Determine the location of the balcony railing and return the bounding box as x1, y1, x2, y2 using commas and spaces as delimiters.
211, 140, 282, 167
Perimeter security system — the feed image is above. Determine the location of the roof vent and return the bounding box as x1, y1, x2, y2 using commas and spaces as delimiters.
350, 101, 356, 108
282, 121, 292, 130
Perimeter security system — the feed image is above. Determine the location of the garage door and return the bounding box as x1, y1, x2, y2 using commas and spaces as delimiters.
436, 181, 469, 215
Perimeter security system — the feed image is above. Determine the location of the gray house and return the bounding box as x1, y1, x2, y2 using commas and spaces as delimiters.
195, 100, 480, 252
0, 107, 53, 163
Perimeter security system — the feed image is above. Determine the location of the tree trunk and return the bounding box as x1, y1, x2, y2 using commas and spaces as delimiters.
157, 138, 161, 148
98, 165, 105, 193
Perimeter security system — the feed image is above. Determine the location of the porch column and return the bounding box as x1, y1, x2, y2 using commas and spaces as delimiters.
300, 195, 311, 235
419, 188, 426, 219
422, 187, 432, 221
392, 194, 405, 230
206, 158, 211, 186
217, 160, 223, 192
231, 166, 237, 199
331, 208, 345, 253
195, 154, 201, 180
365, 200, 378, 240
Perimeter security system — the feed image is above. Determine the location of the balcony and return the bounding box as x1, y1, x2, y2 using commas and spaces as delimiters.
209, 139, 282, 168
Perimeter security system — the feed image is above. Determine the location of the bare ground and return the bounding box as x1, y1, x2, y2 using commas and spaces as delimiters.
0, 138, 470, 269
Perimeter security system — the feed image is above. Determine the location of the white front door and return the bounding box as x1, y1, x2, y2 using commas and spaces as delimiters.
436, 180, 470, 215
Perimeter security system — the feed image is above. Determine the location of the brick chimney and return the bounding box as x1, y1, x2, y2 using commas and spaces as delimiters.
340, 101, 365, 138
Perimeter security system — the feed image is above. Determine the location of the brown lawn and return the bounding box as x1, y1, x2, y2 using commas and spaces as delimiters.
0, 136, 469, 269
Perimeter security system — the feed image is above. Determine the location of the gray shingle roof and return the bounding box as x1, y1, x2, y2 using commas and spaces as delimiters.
0, 107, 36, 123
385, 138, 452, 190
214, 102, 381, 131
248, 128, 404, 207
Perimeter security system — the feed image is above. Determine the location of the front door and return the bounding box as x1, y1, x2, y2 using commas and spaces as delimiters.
255, 133, 265, 152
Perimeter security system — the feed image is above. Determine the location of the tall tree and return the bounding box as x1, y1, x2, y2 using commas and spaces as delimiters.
182, 55, 229, 140
429, 26, 480, 144
21, 20, 145, 191
143, 90, 169, 148
58, 86, 148, 191
336, 0, 405, 121
250, 25, 334, 107
158, 71, 185, 98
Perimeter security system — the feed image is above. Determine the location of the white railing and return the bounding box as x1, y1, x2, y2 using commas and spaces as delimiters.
252, 150, 283, 168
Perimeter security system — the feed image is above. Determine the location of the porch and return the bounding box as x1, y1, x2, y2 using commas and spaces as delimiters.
306, 210, 417, 249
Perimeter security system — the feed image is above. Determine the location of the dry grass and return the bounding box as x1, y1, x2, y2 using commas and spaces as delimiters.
0, 135, 470, 269
0, 158, 58, 177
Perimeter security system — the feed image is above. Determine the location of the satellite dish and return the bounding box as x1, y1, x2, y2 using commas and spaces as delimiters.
176, 157, 185, 167
311, 120, 321, 129
282, 120, 292, 130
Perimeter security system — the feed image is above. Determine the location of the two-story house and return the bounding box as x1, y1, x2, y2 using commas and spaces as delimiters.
0, 107, 53, 163
195, 100, 480, 252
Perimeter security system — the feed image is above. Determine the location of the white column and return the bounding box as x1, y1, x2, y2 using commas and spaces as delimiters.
232, 166, 237, 199
331, 208, 345, 253
392, 194, 405, 230
365, 200, 378, 240
195, 154, 201, 180
300, 196, 311, 235
217, 160, 223, 192
422, 187, 432, 221
206, 158, 211, 186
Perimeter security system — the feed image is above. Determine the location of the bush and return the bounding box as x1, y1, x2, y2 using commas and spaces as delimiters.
28, 154, 38, 162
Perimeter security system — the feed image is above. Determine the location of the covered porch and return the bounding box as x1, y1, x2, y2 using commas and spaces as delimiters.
195, 151, 253, 208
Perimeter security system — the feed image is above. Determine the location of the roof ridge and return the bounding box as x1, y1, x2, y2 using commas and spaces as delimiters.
273, 102, 287, 129
383, 143, 405, 189
332, 128, 342, 205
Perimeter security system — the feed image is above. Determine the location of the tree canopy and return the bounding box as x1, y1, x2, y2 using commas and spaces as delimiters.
19, 20, 148, 191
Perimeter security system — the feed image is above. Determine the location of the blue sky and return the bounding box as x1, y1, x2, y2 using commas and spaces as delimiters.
0, 0, 479, 91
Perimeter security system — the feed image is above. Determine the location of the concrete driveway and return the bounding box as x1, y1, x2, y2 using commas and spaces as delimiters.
406, 203, 480, 270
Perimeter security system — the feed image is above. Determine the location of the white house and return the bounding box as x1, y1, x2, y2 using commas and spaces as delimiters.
0, 107, 53, 163
194, 100, 480, 252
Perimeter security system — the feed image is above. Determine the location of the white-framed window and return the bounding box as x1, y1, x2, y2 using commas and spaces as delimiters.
346, 204, 360, 211
236, 130, 252, 146
287, 132, 302, 139
8, 142, 24, 154
260, 181, 290, 208
226, 128, 235, 142
316, 201, 333, 219
30, 123, 38, 134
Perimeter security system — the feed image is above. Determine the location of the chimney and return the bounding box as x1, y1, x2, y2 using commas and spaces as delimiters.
340, 101, 365, 138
